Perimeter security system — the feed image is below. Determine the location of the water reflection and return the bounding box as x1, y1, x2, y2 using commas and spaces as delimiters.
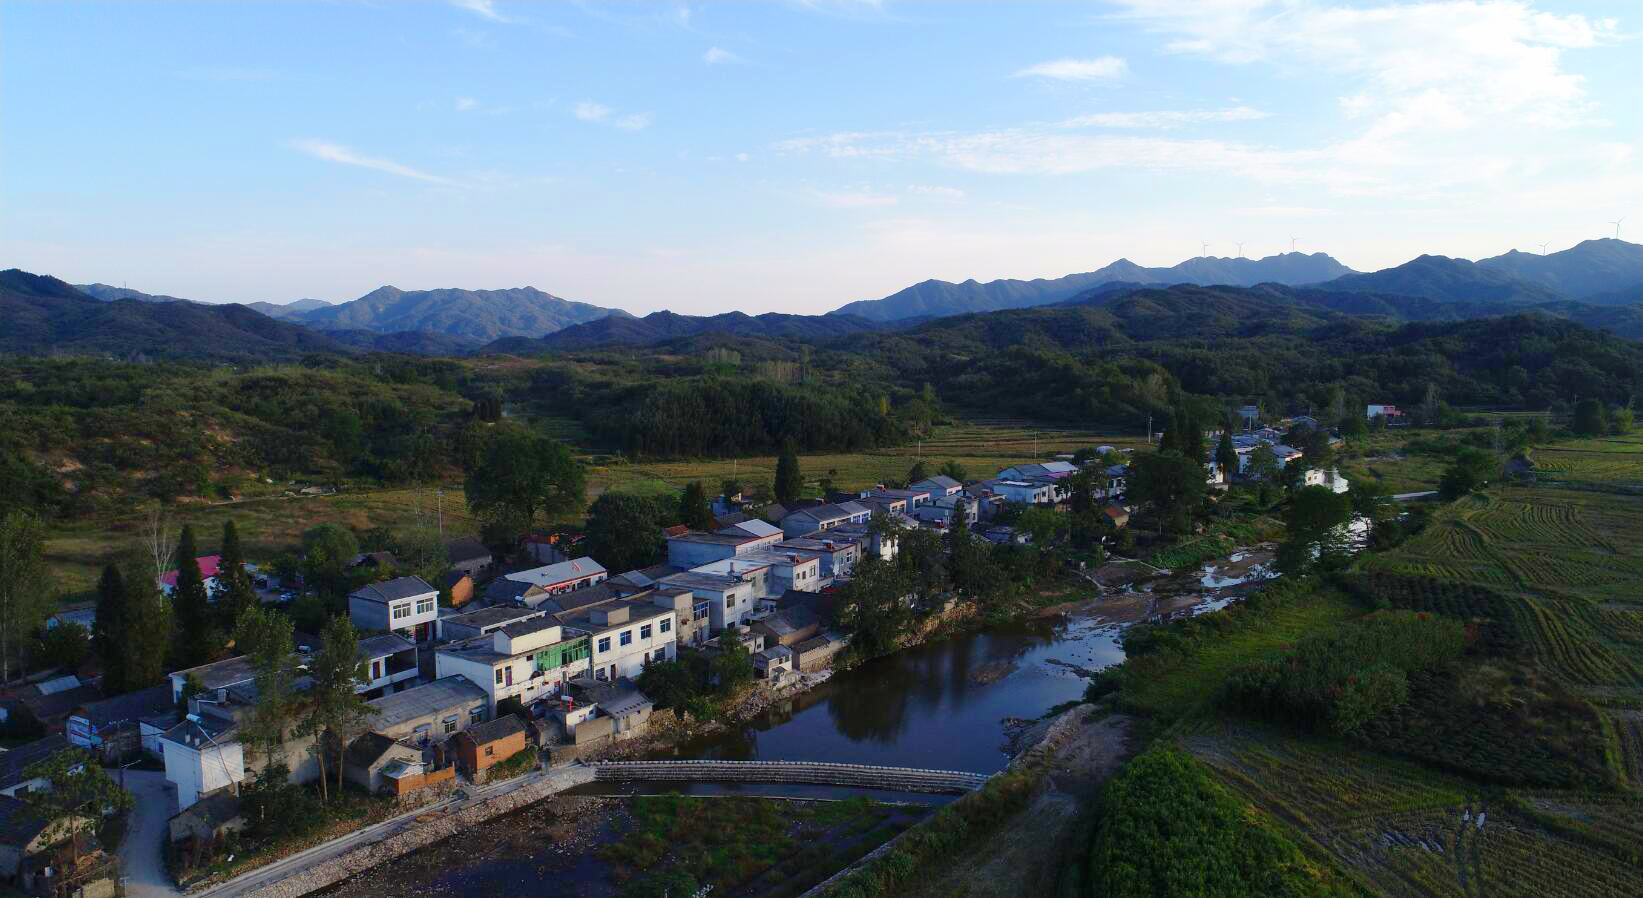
668, 613, 1125, 774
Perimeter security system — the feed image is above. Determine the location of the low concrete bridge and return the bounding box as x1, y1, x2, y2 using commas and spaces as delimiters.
591, 759, 991, 794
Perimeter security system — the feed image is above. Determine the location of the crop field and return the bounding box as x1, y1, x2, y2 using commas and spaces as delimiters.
1365, 489, 1643, 606
1530, 447, 1643, 487
1184, 721, 1643, 898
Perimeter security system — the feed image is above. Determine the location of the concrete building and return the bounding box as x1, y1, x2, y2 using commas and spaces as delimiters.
435, 619, 593, 714
1304, 467, 1351, 494
665, 529, 783, 567
658, 571, 759, 633
773, 538, 860, 581
778, 502, 871, 539
160, 684, 319, 810
445, 537, 494, 581
502, 558, 608, 597
740, 550, 823, 596
554, 601, 678, 682
436, 605, 548, 643
992, 479, 1056, 505
64, 685, 176, 762
356, 633, 420, 698
908, 474, 963, 498
451, 716, 529, 778
364, 675, 490, 746
349, 577, 439, 643
649, 586, 707, 647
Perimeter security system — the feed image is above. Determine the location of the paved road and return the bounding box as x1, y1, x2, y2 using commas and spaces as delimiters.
119, 770, 184, 898
194, 764, 587, 898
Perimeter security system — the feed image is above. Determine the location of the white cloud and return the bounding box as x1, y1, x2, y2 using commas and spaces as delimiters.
449, 0, 510, 23
289, 140, 454, 185
1013, 56, 1127, 80
574, 101, 611, 122
807, 188, 900, 209
615, 113, 652, 131
1061, 106, 1270, 129
907, 185, 966, 202
704, 46, 742, 64
1110, 1, 1615, 131
736, 152, 750, 162
455, 97, 478, 112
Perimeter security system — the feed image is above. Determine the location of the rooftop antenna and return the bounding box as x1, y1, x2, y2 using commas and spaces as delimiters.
1610, 217, 1625, 239
1537, 242, 1549, 255
1236, 242, 1245, 258
1289, 235, 1298, 252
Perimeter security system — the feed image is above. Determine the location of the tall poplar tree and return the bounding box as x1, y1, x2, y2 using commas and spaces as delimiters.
93, 565, 129, 694
0, 512, 50, 684
774, 441, 803, 505
171, 525, 217, 669
215, 520, 258, 632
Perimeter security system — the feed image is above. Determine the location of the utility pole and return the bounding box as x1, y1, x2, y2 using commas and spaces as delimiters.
436, 488, 444, 539
1147, 414, 1153, 444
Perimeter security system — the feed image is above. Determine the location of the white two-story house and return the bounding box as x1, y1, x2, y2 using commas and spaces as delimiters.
349, 577, 439, 643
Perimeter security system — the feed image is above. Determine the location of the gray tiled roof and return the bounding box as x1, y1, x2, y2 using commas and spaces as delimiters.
462, 714, 526, 745
350, 576, 437, 604
367, 676, 487, 729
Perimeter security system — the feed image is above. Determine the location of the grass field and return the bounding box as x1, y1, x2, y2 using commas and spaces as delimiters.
41, 420, 1144, 603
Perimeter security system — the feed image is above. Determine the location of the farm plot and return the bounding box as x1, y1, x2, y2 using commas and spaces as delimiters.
1532, 448, 1643, 487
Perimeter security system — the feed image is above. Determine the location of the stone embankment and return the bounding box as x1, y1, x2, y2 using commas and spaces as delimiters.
218, 766, 596, 898
592, 759, 990, 794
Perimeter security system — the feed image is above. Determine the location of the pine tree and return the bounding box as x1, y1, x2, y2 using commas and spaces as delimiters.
1177, 406, 1205, 463
679, 481, 715, 530
296, 616, 376, 800
774, 441, 803, 505
93, 565, 129, 695
215, 521, 258, 633
170, 525, 217, 669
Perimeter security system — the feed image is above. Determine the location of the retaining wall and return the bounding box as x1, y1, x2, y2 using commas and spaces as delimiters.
592, 760, 990, 794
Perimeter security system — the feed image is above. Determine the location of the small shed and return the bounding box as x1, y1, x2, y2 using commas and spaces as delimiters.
167, 792, 244, 845
753, 645, 794, 680
452, 715, 528, 776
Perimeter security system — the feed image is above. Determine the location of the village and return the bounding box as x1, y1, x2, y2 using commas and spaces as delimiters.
0, 407, 1367, 898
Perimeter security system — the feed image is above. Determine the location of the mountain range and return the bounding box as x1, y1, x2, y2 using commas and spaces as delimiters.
828, 251, 1355, 321
17, 238, 1637, 360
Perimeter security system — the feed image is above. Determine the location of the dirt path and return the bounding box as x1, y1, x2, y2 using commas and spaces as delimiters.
906, 709, 1133, 898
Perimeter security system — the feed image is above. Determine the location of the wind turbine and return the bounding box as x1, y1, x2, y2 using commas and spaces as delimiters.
1200, 241, 1210, 257
1610, 218, 1625, 239
1537, 242, 1549, 255
1236, 241, 1245, 258
1289, 235, 1299, 252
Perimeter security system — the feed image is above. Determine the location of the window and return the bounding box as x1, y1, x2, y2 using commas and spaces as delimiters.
371, 660, 382, 681
442, 715, 458, 734
470, 705, 486, 724
693, 602, 709, 621
639, 624, 652, 640
495, 668, 504, 685
597, 637, 611, 653
659, 618, 671, 633
415, 597, 435, 615
485, 745, 494, 756
620, 630, 633, 647
413, 724, 431, 744
391, 603, 411, 621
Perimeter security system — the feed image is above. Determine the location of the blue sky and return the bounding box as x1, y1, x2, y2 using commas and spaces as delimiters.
2, 0, 1638, 314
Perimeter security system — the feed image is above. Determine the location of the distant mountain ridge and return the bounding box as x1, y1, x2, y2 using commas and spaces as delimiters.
486, 309, 888, 353
295, 285, 630, 343
829, 252, 1355, 322
1476, 238, 1643, 299
248, 297, 333, 318
77, 283, 194, 304
4, 270, 346, 360
1316, 255, 1574, 305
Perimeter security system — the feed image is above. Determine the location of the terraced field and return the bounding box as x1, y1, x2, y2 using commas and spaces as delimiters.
1531, 437, 1643, 487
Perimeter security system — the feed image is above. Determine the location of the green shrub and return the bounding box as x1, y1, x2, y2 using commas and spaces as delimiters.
1088, 748, 1354, 898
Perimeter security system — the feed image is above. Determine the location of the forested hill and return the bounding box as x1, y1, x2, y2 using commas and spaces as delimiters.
1316, 255, 1576, 304
484, 309, 888, 352
830, 251, 1353, 322
296, 285, 632, 342
0, 269, 348, 360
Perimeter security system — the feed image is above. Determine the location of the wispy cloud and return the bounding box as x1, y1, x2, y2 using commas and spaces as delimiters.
290, 139, 454, 185
1013, 56, 1127, 81
704, 46, 743, 64
575, 101, 651, 131
1061, 106, 1270, 129
449, 0, 511, 23
907, 185, 966, 202
574, 101, 611, 122
455, 97, 478, 112
807, 187, 900, 209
